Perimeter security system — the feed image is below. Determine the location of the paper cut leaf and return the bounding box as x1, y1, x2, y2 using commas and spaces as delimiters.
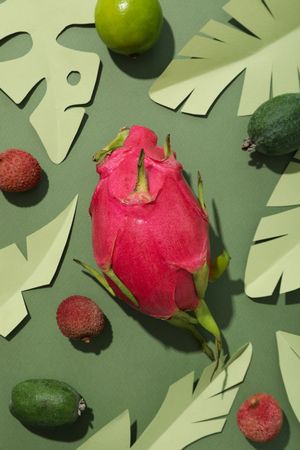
149, 0, 300, 116
245, 154, 300, 298
276, 331, 300, 422
245, 207, 300, 297
77, 343, 252, 450
267, 151, 300, 207
77, 411, 131, 450
0, 196, 78, 337
0, 0, 100, 164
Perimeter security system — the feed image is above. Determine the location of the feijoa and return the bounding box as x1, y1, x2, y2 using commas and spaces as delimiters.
10, 379, 86, 428
242, 93, 300, 156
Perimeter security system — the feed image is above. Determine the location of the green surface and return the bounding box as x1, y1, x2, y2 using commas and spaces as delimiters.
0, 1, 299, 449
10, 379, 82, 427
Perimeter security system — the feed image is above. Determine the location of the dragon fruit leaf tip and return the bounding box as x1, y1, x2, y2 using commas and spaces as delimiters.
73, 259, 115, 297
168, 314, 214, 361
105, 268, 139, 307
197, 171, 206, 211
87, 125, 229, 360
93, 127, 130, 163
134, 149, 148, 193
163, 134, 172, 158
73, 258, 139, 307
209, 250, 230, 281
192, 263, 222, 356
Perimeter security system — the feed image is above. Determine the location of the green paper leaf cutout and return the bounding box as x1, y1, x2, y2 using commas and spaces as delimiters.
78, 411, 131, 450
245, 151, 300, 298
276, 331, 300, 422
78, 343, 252, 450
0, 0, 100, 164
0, 196, 78, 338
149, 0, 300, 116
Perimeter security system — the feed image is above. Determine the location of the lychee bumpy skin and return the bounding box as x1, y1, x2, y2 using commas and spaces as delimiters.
56, 295, 105, 343
237, 393, 283, 442
0, 149, 42, 192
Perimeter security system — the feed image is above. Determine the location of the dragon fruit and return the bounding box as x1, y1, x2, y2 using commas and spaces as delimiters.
76, 125, 229, 360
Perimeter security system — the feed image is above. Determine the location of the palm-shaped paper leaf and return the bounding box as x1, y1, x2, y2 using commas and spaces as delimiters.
0, 196, 77, 337
78, 343, 252, 450
149, 0, 300, 116
245, 151, 300, 298
276, 331, 300, 422
0, 0, 100, 164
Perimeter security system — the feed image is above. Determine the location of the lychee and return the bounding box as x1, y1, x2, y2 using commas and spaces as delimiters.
237, 393, 283, 442
56, 296, 105, 343
0, 149, 42, 192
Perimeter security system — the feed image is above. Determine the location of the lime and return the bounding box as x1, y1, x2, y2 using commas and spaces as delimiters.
95, 0, 163, 56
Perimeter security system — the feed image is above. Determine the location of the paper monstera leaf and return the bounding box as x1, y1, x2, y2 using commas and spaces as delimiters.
78, 343, 252, 450
276, 331, 300, 422
0, 196, 77, 337
150, 0, 300, 116
245, 151, 300, 298
0, 0, 100, 164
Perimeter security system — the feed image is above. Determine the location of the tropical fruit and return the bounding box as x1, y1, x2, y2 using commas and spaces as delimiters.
0, 149, 42, 192
94, 0, 163, 55
10, 379, 86, 428
242, 93, 300, 156
56, 295, 105, 342
237, 393, 283, 442
77, 125, 231, 362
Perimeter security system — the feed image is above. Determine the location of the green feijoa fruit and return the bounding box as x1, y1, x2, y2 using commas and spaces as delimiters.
10, 379, 86, 428
242, 93, 300, 156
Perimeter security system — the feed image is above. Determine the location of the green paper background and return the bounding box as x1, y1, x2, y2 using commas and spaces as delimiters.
0, 1, 299, 449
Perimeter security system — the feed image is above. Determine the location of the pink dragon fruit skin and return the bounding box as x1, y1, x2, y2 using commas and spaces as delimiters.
90, 125, 209, 319
76, 125, 230, 360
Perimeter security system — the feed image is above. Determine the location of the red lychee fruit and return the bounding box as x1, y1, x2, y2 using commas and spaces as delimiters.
56, 296, 105, 343
237, 393, 283, 442
0, 149, 42, 192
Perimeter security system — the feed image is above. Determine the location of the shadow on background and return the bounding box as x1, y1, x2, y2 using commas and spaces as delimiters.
70, 316, 113, 355
248, 412, 290, 450
2, 170, 49, 206
250, 280, 281, 306
108, 19, 174, 79
286, 288, 300, 305
206, 201, 244, 336
0, 32, 32, 62
249, 279, 300, 306
5, 315, 31, 342
22, 407, 94, 442
130, 421, 138, 447
247, 150, 293, 174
